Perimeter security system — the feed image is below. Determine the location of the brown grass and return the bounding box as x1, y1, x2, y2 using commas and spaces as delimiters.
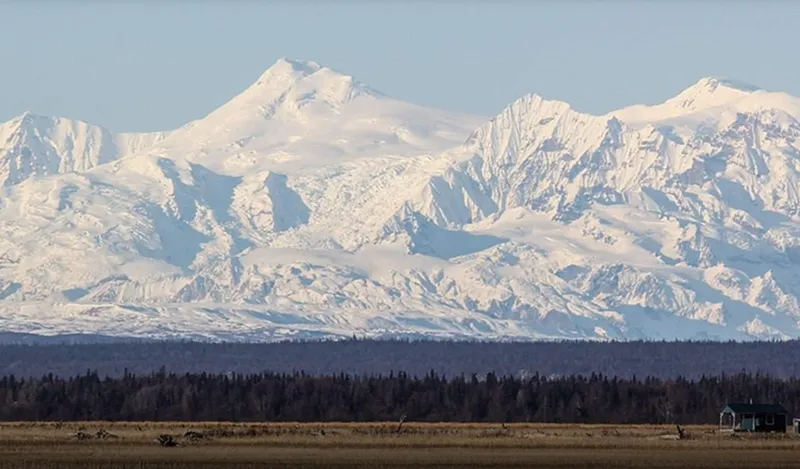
2, 422, 800, 468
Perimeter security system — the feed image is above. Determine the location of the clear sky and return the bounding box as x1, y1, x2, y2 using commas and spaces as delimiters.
2, 1, 799, 132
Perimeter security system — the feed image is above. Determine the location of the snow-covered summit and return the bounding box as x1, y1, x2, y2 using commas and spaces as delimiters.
1, 61, 800, 343
215, 57, 381, 119
262, 57, 325, 78
252, 57, 381, 101
611, 76, 800, 130
123, 58, 483, 176
668, 77, 761, 110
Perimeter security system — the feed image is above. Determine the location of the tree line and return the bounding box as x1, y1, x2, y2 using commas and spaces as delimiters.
0, 370, 796, 424
2, 338, 800, 379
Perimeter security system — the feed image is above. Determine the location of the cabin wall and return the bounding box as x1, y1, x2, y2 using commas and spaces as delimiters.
721, 412, 788, 432
760, 414, 787, 432
753, 413, 787, 432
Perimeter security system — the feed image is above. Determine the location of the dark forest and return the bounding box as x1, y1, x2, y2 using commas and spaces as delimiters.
0, 370, 796, 424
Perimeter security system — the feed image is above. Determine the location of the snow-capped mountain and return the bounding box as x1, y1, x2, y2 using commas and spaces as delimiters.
0, 112, 169, 186
133, 58, 482, 176
1, 60, 799, 342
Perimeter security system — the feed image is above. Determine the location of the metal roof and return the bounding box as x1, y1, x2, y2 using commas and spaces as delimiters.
721, 403, 788, 414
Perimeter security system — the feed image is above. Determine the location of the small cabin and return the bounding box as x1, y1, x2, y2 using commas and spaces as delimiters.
719, 403, 788, 433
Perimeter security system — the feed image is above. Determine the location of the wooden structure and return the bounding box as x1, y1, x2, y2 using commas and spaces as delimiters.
719, 402, 788, 433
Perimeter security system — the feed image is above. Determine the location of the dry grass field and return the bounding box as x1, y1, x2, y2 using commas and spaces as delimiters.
2, 422, 800, 468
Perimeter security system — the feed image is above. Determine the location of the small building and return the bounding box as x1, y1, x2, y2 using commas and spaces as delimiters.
719, 402, 788, 433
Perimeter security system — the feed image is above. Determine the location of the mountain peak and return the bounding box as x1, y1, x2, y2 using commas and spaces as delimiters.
275, 57, 321, 71
611, 76, 771, 128
1, 111, 52, 137
7, 111, 39, 125
252, 57, 367, 92
666, 77, 761, 111
693, 77, 761, 93
256, 58, 324, 84
205, 58, 382, 121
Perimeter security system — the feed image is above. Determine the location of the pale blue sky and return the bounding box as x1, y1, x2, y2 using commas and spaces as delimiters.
2, 2, 799, 132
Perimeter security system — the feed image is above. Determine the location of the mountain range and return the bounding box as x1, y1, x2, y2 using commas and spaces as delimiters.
2, 58, 800, 342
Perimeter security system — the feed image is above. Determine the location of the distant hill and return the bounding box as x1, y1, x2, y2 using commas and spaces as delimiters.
1, 339, 798, 380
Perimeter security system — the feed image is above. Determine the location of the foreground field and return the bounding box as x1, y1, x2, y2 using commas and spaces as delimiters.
3, 422, 800, 468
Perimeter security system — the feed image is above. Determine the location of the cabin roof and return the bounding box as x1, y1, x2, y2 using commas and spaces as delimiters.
721, 403, 787, 414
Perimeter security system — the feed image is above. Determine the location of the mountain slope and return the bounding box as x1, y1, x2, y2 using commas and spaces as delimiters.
611, 77, 800, 130
0, 112, 168, 186
0, 65, 799, 342
366, 78, 800, 340
133, 58, 484, 176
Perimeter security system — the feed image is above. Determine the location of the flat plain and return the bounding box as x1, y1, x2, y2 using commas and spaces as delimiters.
3, 422, 800, 468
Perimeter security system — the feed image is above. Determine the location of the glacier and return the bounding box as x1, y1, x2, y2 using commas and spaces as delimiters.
1, 58, 800, 342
